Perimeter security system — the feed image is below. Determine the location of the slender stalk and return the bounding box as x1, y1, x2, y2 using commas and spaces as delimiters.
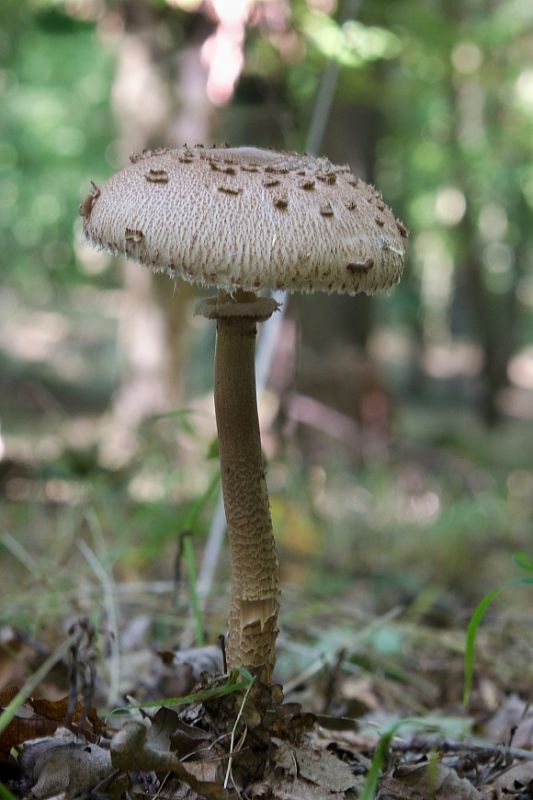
208, 293, 279, 681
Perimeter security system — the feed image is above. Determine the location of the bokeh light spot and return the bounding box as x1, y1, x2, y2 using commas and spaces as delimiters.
451, 41, 482, 74
435, 186, 466, 226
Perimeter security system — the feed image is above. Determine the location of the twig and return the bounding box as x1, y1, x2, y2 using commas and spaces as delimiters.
174, 529, 192, 603
390, 736, 533, 762
305, 0, 363, 156
322, 647, 347, 714
284, 391, 361, 447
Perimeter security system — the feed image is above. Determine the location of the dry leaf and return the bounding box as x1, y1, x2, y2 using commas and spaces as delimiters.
182, 759, 219, 782
147, 705, 183, 752
264, 756, 361, 798
295, 747, 358, 792
485, 693, 533, 749
490, 760, 533, 794
0, 703, 58, 760
170, 718, 212, 755
167, 645, 223, 678
20, 731, 112, 799
385, 762, 483, 799
0, 689, 104, 760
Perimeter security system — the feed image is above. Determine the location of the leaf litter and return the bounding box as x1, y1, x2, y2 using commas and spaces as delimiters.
1, 573, 532, 800
0, 628, 532, 800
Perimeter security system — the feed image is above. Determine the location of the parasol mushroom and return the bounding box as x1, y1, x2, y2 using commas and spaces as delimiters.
81, 144, 408, 683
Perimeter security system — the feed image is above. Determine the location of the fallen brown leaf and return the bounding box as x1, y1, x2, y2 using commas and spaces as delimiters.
489, 760, 533, 794
0, 688, 104, 760
295, 747, 358, 792
383, 761, 483, 799
19, 729, 112, 799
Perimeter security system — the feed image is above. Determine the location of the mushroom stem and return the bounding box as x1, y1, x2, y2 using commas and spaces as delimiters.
203, 291, 279, 682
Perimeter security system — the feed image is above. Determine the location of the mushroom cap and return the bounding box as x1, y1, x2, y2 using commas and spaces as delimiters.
81, 145, 407, 295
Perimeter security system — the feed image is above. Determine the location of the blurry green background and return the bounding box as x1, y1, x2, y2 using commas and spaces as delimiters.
0, 0, 532, 692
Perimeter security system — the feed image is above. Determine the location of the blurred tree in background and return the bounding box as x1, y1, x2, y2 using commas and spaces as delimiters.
1, 0, 532, 431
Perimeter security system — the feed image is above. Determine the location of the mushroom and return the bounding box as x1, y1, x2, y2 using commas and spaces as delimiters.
81, 145, 408, 683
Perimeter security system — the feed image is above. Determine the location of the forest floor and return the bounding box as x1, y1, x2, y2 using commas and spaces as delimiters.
1, 292, 532, 798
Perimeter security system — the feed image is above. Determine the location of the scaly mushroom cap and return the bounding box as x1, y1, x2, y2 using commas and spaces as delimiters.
81, 145, 408, 295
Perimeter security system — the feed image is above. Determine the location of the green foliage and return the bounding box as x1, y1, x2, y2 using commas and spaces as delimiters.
463, 552, 533, 706
2, 0, 532, 360
0, 4, 115, 297
300, 12, 400, 69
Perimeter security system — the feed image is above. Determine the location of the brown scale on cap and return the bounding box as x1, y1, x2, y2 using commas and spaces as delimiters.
396, 219, 409, 238
79, 181, 100, 218
125, 228, 145, 259
145, 169, 169, 184
218, 185, 241, 195
347, 257, 374, 273
130, 146, 169, 164
82, 144, 407, 296
264, 165, 289, 175
125, 228, 144, 243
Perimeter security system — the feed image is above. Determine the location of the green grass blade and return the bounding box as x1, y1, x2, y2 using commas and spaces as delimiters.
0, 782, 17, 800
463, 576, 533, 707
359, 724, 399, 800
360, 718, 440, 800
360, 716, 467, 799
512, 552, 533, 572
0, 631, 79, 736
110, 669, 254, 715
